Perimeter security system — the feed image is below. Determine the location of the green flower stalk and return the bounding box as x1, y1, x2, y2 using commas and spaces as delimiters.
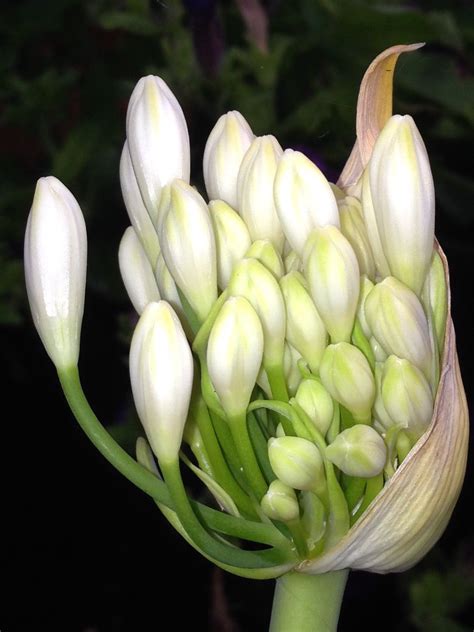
24, 43, 468, 632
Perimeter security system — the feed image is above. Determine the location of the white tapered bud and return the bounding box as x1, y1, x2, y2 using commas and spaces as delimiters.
207, 296, 264, 417
268, 436, 325, 492
119, 227, 160, 314
246, 240, 284, 278
261, 480, 300, 522
126, 75, 190, 214
326, 425, 386, 478
365, 276, 432, 376
24, 176, 87, 369
129, 301, 193, 464
203, 111, 254, 208
339, 196, 375, 280
320, 342, 375, 422
209, 199, 251, 289
160, 180, 217, 322
237, 135, 284, 251
368, 115, 435, 295
304, 226, 360, 343
295, 379, 334, 437
361, 168, 391, 279
274, 149, 339, 255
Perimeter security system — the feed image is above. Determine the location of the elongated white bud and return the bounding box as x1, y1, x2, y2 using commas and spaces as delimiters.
304, 226, 360, 343
25, 176, 87, 369
119, 227, 160, 314
365, 276, 432, 377
229, 258, 286, 368
126, 75, 190, 215
261, 480, 300, 522
368, 115, 435, 294
361, 168, 391, 279
207, 296, 264, 417
209, 199, 251, 289
129, 301, 193, 464
339, 196, 375, 280
381, 355, 433, 440
320, 342, 375, 422
295, 379, 334, 437
357, 276, 374, 339
268, 437, 325, 493
203, 111, 254, 208
373, 362, 394, 431
280, 272, 327, 373
119, 142, 160, 266
326, 425, 386, 478
284, 343, 303, 396
424, 251, 448, 351
274, 149, 339, 255
237, 135, 285, 251
160, 180, 217, 323
246, 239, 285, 278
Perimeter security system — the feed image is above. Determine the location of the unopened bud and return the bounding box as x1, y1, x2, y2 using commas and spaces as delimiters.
119, 227, 160, 314
295, 379, 334, 437
246, 240, 284, 278
207, 296, 264, 417
326, 425, 386, 478
274, 149, 339, 255
361, 168, 391, 279
339, 196, 375, 280
261, 480, 300, 522
320, 342, 375, 422
203, 111, 254, 209
304, 226, 360, 343
268, 436, 325, 492
284, 250, 301, 274
237, 135, 285, 251
357, 276, 374, 339
284, 343, 303, 396
280, 272, 327, 373
424, 251, 448, 351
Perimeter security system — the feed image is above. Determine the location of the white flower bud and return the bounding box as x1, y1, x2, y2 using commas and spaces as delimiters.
155, 253, 182, 314
361, 168, 391, 279
160, 180, 217, 322
339, 196, 375, 280
320, 342, 375, 422
24, 176, 87, 369
357, 275, 374, 339
203, 111, 254, 208
424, 251, 448, 351
368, 115, 435, 295
326, 425, 386, 478
229, 258, 286, 368
126, 75, 190, 215
373, 362, 394, 431
237, 135, 285, 251
268, 436, 325, 492
261, 480, 300, 522
365, 276, 432, 377
207, 296, 264, 417
284, 343, 303, 397
118, 227, 160, 314
295, 379, 334, 437
280, 272, 327, 373
246, 239, 285, 278
304, 226, 360, 343
209, 199, 251, 289
129, 301, 193, 464
381, 355, 434, 440
284, 250, 301, 274
119, 141, 160, 267
274, 149, 340, 255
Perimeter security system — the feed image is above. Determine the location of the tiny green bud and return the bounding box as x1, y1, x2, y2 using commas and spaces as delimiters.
423, 251, 448, 351
268, 436, 325, 492
326, 425, 387, 478
365, 276, 432, 377
280, 272, 328, 373
284, 250, 301, 274
237, 135, 285, 251
160, 179, 217, 322
261, 480, 300, 522
207, 296, 264, 417
381, 355, 433, 441
295, 379, 334, 437
304, 226, 360, 343
273, 149, 339, 255
339, 196, 376, 280
246, 239, 285, 278
320, 342, 375, 423
119, 227, 160, 314
209, 199, 251, 289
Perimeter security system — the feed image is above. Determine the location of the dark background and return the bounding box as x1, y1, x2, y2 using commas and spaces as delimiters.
1, 1, 473, 630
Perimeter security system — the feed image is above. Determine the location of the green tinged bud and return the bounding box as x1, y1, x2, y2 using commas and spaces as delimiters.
284, 250, 301, 274
320, 342, 375, 423
246, 239, 285, 278
365, 276, 432, 377
261, 480, 300, 522
284, 343, 303, 396
119, 227, 160, 315
295, 379, 334, 437
373, 362, 394, 431
423, 251, 448, 352
339, 196, 375, 280
280, 272, 328, 373
381, 355, 433, 441
304, 226, 360, 343
268, 436, 325, 492
357, 275, 374, 339
326, 425, 387, 478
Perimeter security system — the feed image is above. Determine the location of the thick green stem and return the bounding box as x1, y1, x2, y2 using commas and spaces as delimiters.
270, 570, 349, 632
